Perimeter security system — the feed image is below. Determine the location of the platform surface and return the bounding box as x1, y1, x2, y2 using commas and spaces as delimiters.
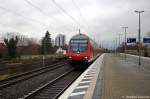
102, 54, 150, 99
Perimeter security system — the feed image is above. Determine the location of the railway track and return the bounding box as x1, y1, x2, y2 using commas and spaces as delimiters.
0, 62, 72, 99
21, 69, 81, 99
0, 62, 65, 89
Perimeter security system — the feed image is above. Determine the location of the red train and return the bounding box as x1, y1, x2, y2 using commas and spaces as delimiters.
66, 33, 101, 67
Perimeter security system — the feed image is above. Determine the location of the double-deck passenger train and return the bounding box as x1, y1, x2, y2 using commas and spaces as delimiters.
66, 33, 101, 68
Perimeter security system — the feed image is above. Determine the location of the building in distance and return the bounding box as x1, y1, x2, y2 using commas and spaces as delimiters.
55, 34, 66, 47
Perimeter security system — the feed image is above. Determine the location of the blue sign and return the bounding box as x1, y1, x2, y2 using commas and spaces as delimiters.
143, 38, 150, 43
127, 38, 136, 43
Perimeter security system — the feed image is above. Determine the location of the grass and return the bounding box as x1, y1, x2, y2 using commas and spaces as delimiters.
0, 53, 65, 66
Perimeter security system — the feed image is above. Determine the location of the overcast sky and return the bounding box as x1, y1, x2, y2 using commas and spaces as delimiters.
0, 0, 150, 48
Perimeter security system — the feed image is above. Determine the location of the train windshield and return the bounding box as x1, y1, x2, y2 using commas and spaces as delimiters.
70, 39, 88, 53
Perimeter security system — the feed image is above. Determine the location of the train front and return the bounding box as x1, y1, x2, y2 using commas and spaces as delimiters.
67, 34, 91, 65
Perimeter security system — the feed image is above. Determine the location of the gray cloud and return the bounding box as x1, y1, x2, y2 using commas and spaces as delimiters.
0, 0, 150, 48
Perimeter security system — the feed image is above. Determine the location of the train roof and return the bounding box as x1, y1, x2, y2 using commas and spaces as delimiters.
70, 33, 99, 48
71, 33, 89, 40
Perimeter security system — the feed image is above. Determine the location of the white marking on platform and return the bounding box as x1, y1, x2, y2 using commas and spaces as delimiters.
85, 74, 93, 76
76, 85, 89, 89
83, 77, 92, 80
79, 81, 91, 84
90, 71, 96, 73
70, 91, 86, 96
89, 70, 96, 72
85, 74, 93, 77
91, 69, 96, 71
88, 72, 96, 74
84, 75, 92, 78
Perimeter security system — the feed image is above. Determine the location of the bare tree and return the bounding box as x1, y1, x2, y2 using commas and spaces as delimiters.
2, 32, 40, 55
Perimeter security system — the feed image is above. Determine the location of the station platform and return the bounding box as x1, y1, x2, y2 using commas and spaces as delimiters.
59, 53, 150, 99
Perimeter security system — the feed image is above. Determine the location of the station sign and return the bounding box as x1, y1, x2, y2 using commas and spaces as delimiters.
127, 38, 136, 43
143, 38, 150, 43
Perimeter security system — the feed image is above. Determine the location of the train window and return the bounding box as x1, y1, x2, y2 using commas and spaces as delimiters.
70, 39, 88, 53
71, 43, 78, 52
79, 44, 87, 52
71, 39, 87, 43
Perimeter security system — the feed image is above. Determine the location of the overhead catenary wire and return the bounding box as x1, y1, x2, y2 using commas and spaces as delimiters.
51, 0, 80, 27
24, 0, 75, 32
71, 0, 93, 38
0, 6, 48, 27
25, 0, 82, 33
71, 0, 90, 30
24, 0, 47, 16
23, 0, 55, 29
48, 0, 73, 25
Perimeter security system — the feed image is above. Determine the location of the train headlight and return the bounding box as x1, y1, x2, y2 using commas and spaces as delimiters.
84, 56, 88, 59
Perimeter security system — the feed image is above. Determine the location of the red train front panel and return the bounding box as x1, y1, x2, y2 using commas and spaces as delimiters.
67, 39, 94, 63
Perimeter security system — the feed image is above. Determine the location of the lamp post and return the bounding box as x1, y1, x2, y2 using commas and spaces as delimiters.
135, 10, 145, 66
113, 39, 116, 54
118, 33, 123, 55
115, 38, 118, 55
122, 27, 128, 60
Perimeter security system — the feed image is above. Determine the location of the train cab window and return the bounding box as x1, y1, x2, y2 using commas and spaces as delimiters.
71, 43, 78, 52
78, 44, 87, 52
70, 39, 88, 53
